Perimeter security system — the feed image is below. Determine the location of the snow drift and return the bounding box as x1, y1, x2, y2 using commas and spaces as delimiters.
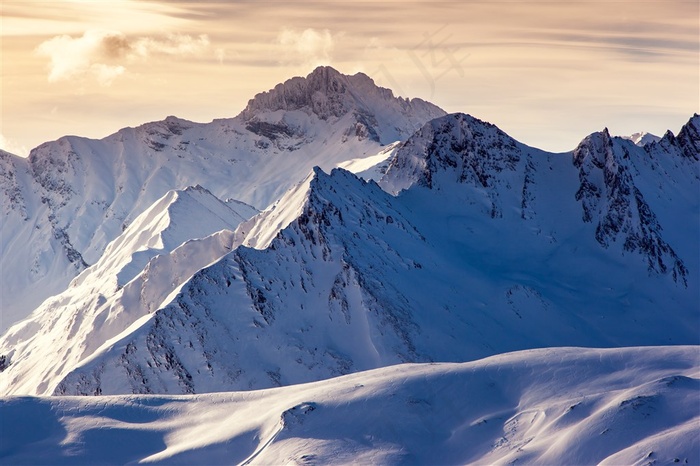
1, 346, 697, 465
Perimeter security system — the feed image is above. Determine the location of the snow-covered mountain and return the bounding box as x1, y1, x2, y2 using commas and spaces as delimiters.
1, 346, 697, 465
0, 66, 445, 330
1, 61, 698, 464
3, 112, 696, 397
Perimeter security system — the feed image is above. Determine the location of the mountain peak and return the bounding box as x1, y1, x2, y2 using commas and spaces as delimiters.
237, 67, 445, 137
573, 129, 614, 165
238, 66, 359, 121
380, 113, 521, 194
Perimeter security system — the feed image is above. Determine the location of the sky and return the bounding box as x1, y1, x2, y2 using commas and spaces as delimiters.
1, 0, 698, 156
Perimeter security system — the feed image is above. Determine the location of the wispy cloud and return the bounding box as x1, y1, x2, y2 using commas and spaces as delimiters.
277, 28, 336, 67
35, 30, 210, 86
129, 33, 210, 58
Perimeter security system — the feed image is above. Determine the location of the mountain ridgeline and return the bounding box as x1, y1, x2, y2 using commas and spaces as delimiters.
1, 97, 696, 395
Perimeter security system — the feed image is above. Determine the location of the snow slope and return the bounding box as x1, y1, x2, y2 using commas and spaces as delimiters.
1, 346, 698, 465
6, 113, 695, 397
0, 186, 253, 395
337, 141, 401, 182
0, 66, 444, 330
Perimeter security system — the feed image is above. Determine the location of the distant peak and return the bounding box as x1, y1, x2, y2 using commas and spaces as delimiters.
237, 67, 443, 125
133, 116, 194, 138
309, 65, 342, 77
238, 67, 352, 120
421, 113, 514, 142
621, 131, 661, 147
579, 128, 614, 147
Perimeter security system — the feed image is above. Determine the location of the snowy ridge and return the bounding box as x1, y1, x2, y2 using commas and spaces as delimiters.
233, 170, 317, 251
2, 346, 698, 465
75, 184, 253, 288
0, 187, 251, 395
0, 67, 444, 329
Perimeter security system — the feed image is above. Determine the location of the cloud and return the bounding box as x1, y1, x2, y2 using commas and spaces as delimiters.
35, 29, 123, 85
215, 48, 226, 64
129, 33, 210, 59
277, 28, 335, 67
36, 30, 210, 86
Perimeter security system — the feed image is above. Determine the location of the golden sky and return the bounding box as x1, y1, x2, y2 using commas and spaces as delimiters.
1, 0, 698, 155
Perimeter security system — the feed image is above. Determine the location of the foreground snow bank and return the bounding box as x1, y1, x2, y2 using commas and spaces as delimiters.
1, 346, 698, 465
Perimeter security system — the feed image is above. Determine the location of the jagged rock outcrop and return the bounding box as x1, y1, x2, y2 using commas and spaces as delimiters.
238, 66, 445, 144
573, 128, 688, 283
381, 113, 525, 218
672, 113, 700, 161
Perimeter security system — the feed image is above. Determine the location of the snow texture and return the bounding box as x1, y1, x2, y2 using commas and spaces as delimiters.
1, 346, 698, 465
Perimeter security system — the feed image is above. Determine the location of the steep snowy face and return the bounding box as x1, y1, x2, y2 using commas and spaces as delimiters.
572, 126, 696, 284
1, 67, 444, 329
0, 151, 29, 221
0, 187, 253, 395
0, 150, 83, 331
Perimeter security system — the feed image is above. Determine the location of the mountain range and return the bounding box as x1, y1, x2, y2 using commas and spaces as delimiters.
0, 66, 444, 331
0, 66, 698, 464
